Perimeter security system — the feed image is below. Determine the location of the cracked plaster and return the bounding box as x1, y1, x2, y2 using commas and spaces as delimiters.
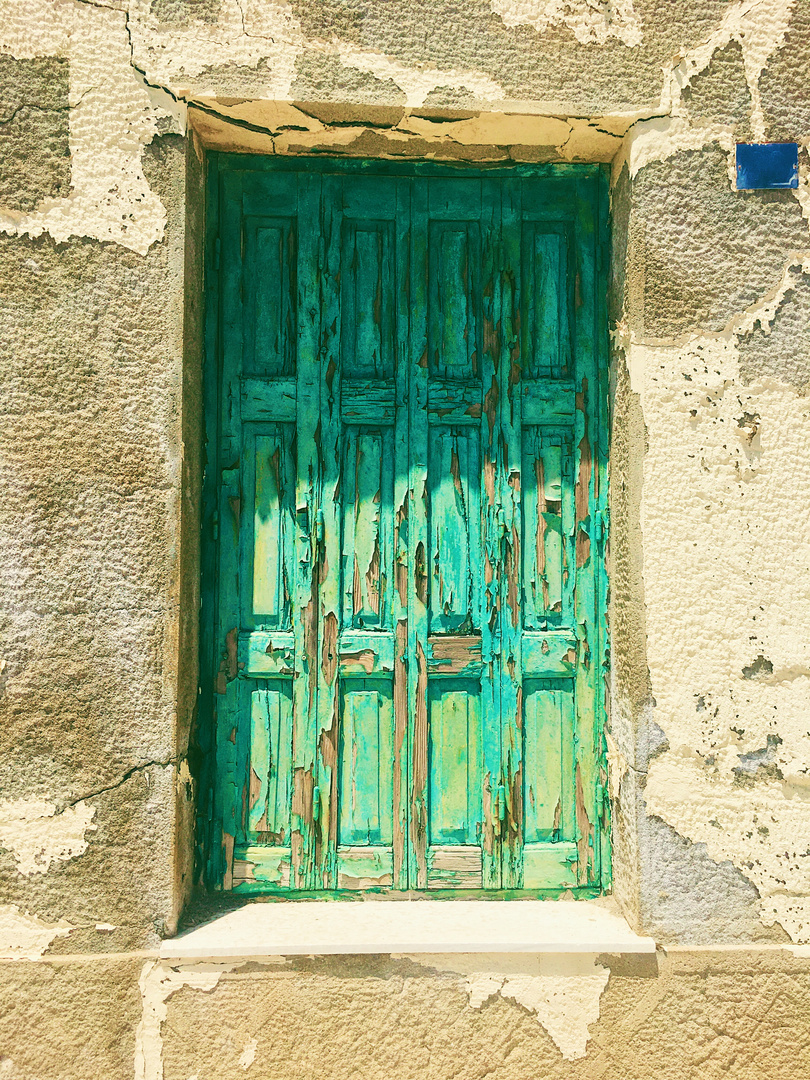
0, 904, 72, 959
414, 953, 611, 1060
490, 0, 643, 46
618, 131, 810, 942
0, 799, 97, 876
0, 10, 809, 1078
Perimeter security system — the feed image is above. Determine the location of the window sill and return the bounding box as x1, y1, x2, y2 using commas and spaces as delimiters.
161, 898, 655, 960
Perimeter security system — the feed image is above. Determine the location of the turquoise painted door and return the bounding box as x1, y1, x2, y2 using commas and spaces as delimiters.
204, 158, 609, 894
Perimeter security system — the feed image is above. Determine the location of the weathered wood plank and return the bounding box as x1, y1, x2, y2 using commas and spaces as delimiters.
339, 681, 394, 846
428, 682, 482, 846
479, 177, 502, 890
499, 173, 523, 889
571, 176, 600, 888
211, 168, 245, 890
290, 169, 320, 890
408, 176, 430, 888
427, 846, 483, 889
392, 176, 411, 889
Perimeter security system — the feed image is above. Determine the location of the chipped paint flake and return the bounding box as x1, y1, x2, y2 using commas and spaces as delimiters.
491, 0, 642, 46
0, 904, 72, 960
135, 961, 229, 1080
0, 0, 171, 253
407, 953, 609, 1060
659, 0, 796, 137
0, 799, 97, 876
238, 1038, 257, 1070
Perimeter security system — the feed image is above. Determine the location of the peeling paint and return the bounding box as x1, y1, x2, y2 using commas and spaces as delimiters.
334, 45, 504, 108
659, 0, 796, 139
404, 953, 609, 1060
0, 0, 172, 253
0, 904, 72, 960
237, 1038, 257, 1070
135, 961, 232, 1080
491, 0, 642, 47
628, 325, 810, 941
0, 799, 97, 875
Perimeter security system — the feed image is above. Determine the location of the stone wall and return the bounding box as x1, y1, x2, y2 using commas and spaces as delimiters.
1, 1, 809, 1076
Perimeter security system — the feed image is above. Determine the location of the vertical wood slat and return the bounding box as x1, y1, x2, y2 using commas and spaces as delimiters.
200, 151, 221, 890
392, 177, 411, 889
596, 172, 612, 892
571, 176, 600, 888
498, 174, 523, 889
479, 178, 502, 889
408, 176, 430, 888
291, 170, 320, 890
339, 682, 394, 846
211, 169, 245, 889
314, 173, 343, 889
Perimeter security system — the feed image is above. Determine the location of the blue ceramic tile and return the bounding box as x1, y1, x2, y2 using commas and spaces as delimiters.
736, 143, 799, 189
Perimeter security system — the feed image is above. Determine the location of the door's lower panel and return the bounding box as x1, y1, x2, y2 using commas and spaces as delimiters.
427, 846, 483, 889
522, 843, 579, 889
233, 845, 291, 890
337, 847, 393, 888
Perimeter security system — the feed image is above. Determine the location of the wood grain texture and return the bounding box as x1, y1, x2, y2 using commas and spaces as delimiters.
203, 158, 609, 895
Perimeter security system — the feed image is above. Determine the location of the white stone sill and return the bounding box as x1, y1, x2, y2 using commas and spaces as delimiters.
160, 899, 655, 960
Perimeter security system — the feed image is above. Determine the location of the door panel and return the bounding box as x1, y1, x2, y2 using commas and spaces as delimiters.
243, 216, 297, 377
206, 160, 608, 895
341, 221, 395, 380
342, 428, 393, 630
428, 427, 480, 634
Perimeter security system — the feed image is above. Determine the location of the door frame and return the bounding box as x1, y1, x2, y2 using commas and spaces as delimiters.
197, 152, 612, 898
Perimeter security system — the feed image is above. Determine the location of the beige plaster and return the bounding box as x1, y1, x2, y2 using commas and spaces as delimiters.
0, 904, 72, 960
0, 799, 97, 876
405, 953, 610, 1060
490, 0, 643, 47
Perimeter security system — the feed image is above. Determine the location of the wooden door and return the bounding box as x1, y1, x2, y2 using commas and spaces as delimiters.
203, 158, 609, 895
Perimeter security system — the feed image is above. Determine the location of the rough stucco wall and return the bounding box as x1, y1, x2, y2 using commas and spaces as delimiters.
0, 131, 188, 950
1, 0, 810, 1077
0, 956, 144, 1080
611, 0, 810, 945
0, 54, 70, 213
155, 951, 810, 1080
